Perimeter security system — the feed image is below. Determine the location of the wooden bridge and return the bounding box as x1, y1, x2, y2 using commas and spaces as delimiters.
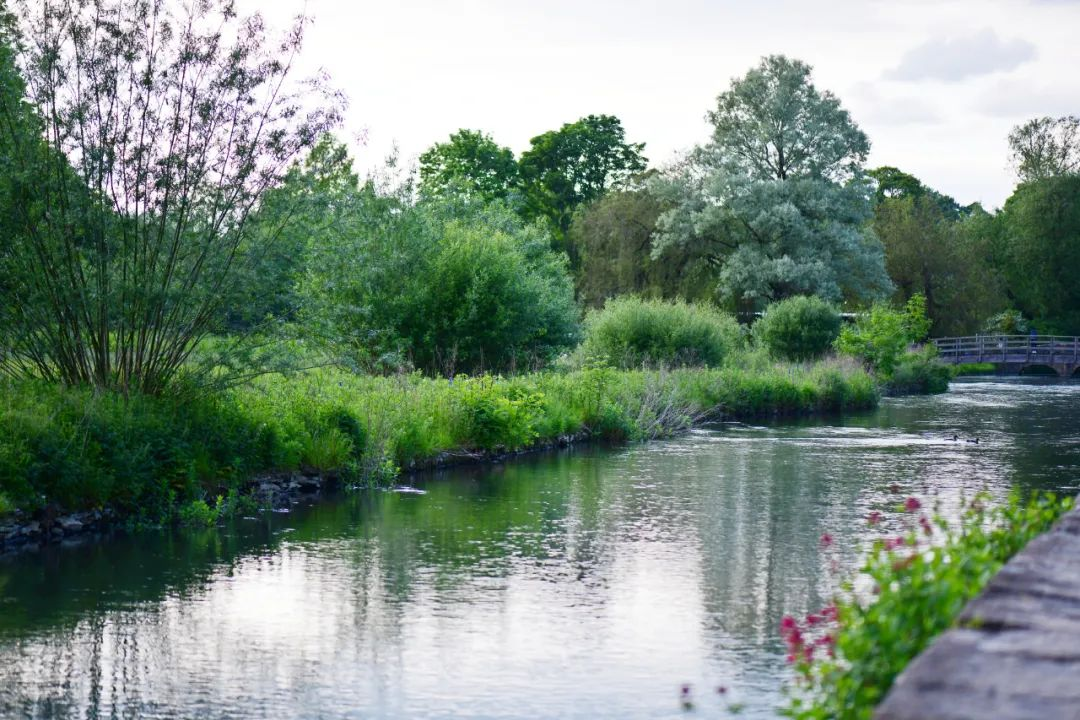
933, 335, 1080, 377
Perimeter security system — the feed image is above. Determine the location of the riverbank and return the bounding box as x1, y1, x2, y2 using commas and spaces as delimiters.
0, 357, 879, 551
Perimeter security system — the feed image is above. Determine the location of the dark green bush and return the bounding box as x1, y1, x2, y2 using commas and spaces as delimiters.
754, 296, 841, 361
301, 199, 581, 375
884, 348, 953, 395
579, 297, 743, 369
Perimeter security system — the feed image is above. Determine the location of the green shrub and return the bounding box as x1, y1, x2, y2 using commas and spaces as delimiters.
579, 297, 743, 369
754, 296, 841, 361
0, 492, 13, 516
784, 491, 1072, 720
884, 347, 953, 395
177, 499, 219, 528
836, 294, 931, 376
453, 376, 545, 450
300, 199, 581, 375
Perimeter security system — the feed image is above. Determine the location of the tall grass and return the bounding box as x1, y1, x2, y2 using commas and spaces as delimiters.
0, 355, 878, 516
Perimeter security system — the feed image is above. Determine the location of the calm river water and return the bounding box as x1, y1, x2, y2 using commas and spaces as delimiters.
1, 378, 1078, 719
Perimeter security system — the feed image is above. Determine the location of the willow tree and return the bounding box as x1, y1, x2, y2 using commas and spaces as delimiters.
0, 0, 340, 394
650, 56, 891, 310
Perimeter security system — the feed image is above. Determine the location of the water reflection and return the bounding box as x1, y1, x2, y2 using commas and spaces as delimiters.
1, 379, 1077, 719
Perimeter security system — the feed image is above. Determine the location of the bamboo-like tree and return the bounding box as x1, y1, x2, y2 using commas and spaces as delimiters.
0, 0, 341, 394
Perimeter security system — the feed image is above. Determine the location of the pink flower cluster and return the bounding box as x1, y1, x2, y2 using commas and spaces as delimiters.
780, 606, 838, 667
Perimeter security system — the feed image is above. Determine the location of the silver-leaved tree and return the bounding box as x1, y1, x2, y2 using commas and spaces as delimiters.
650, 55, 892, 311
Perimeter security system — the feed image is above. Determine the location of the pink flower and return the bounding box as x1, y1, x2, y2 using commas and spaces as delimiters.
867, 511, 882, 526
780, 615, 797, 632
905, 497, 922, 512
820, 605, 838, 622
820, 532, 834, 548
919, 515, 934, 536
884, 536, 907, 551
806, 613, 821, 626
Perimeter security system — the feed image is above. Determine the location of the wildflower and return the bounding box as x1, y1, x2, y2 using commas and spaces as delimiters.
819, 532, 834, 548
867, 510, 882, 526
805, 613, 821, 626
905, 497, 921, 512
716, 686, 727, 695
780, 616, 797, 632
919, 515, 934, 536
820, 605, 838, 622
884, 536, 907, 551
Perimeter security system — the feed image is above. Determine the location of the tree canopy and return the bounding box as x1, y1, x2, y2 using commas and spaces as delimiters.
418, 129, 519, 204
1008, 116, 1080, 183
651, 55, 891, 309
519, 114, 647, 251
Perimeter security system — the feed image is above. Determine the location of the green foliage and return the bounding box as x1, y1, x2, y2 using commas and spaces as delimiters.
982, 309, 1030, 335
785, 492, 1073, 720
874, 194, 1005, 336
884, 347, 953, 395
651, 56, 891, 308
867, 166, 969, 220
519, 114, 647, 250
454, 377, 545, 450
754, 296, 841, 361
419, 129, 519, 204
568, 189, 715, 307
952, 362, 997, 376
0, 359, 880, 515
836, 295, 932, 376
300, 428, 356, 473
578, 297, 744, 369
229, 135, 361, 330
177, 499, 219, 529
0, 0, 340, 394
1008, 115, 1080, 183
300, 198, 581, 375
997, 175, 1080, 334
0, 492, 13, 517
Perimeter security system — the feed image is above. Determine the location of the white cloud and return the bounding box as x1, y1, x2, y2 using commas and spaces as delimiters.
885, 29, 1036, 82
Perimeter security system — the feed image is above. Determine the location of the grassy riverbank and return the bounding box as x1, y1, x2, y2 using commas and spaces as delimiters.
0, 356, 878, 520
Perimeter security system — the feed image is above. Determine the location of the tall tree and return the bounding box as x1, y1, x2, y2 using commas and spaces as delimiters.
651, 56, 891, 309
0, 0, 340, 394
874, 195, 1004, 335
418, 129, 519, 204
1008, 116, 1080, 183
518, 114, 647, 255
868, 166, 968, 220
567, 189, 714, 307
998, 175, 1080, 333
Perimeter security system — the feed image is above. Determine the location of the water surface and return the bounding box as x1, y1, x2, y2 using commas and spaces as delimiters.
1, 378, 1078, 719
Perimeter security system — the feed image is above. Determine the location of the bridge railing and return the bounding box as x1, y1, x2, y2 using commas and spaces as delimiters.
933, 335, 1080, 364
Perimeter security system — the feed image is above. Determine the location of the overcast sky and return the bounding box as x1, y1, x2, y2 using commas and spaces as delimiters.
249, 0, 1079, 209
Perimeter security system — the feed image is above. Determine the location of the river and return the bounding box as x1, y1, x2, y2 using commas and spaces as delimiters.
1, 378, 1078, 719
